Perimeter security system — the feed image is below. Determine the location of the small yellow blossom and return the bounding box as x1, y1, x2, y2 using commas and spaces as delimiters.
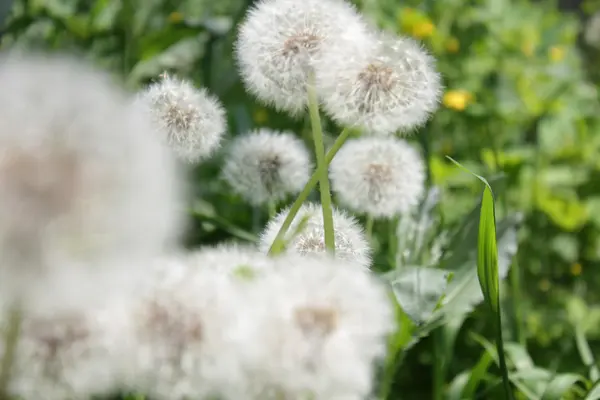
253, 108, 269, 124
411, 21, 435, 39
539, 278, 551, 292
549, 46, 565, 62
443, 90, 472, 111
570, 262, 582, 276
446, 37, 460, 53
168, 11, 184, 24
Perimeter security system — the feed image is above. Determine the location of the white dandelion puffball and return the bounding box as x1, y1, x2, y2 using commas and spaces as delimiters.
316, 32, 442, 135
139, 74, 227, 163
222, 129, 312, 206
120, 258, 255, 400
1, 306, 130, 400
259, 202, 371, 268
330, 136, 425, 218
0, 53, 183, 311
235, 0, 371, 116
241, 256, 396, 399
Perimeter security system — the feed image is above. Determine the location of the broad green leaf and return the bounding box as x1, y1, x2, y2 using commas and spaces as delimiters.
389, 267, 450, 324
446, 351, 495, 400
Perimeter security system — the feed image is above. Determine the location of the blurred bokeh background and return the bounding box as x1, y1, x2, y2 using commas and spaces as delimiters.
1, 0, 600, 398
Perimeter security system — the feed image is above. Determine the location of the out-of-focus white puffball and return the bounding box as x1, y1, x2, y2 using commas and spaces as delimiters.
138, 74, 227, 163
330, 136, 425, 218
0, 53, 184, 312
222, 128, 312, 206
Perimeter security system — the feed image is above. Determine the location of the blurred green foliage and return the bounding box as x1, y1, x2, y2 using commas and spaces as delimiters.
2, 0, 600, 398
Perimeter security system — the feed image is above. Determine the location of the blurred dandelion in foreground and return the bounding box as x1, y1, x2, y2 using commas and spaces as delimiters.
138, 74, 227, 163
0, 306, 129, 400
235, 0, 371, 116
0, 53, 183, 311
330, 136, 425, 218
120, 259, 253, 400
222, 129, 312, 206
242, 256, 395, 399
316, 32, 441, 135
259, 202, 371, 268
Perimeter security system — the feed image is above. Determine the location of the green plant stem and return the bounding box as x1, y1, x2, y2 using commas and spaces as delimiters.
365, 216, 374, 240
267, 201, 277, 220
268, 128, 352, 255
495, 310, 513, 400
0, 305, 23, 399
432, 328, 445, 400
306, 75, 335, 253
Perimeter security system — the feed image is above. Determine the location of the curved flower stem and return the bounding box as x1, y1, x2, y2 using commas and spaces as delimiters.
268, 127, 352, 255
0, 305, 22, 400
306, 76, 335, 253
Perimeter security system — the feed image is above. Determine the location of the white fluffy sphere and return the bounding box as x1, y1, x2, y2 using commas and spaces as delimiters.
316, 32, 442, 135
138, 74, 227, 163
330, 136, 425, 218
259, 202, 371, 268
0, 53, 184, 311
235, 0, 371, 116
222, 128, 312, 206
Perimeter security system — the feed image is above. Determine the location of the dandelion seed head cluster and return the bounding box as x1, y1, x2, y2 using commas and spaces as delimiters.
139, 74, 227, 163
0, 53, 183, 310
330, 136, 426, 217
222, 129, 312, 206
316, 33, 442, 135
235, 0, 370, 116
259, 203, 371, 268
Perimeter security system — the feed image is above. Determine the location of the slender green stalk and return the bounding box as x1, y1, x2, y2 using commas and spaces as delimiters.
432, 329, 446, 400
267, 128, 352, 254
365, 216, 374, 239
267, 201, 277, 220
0, 305, 22, 399
306, 75, 335, 253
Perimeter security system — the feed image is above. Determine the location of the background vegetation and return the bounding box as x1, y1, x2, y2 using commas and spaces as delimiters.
2, 0, 600, 398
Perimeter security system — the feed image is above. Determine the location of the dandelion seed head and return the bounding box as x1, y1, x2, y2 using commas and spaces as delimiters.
0, 53, 184, 311
222, 129, 312, 206
330, 136, 425, 217
235, 0, 370, 116
1, 307, 129, 400
122, 260, 253, 400
259, 203, 371, 268
316, 33, 442, 134
242, 257, 396, 399
139, 74, 227, 162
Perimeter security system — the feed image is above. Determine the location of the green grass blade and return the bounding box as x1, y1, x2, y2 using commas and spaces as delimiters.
447, 156, 513, 400
585, 380, 600, 400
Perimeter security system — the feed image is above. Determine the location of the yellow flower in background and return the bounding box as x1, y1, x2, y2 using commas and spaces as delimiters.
446, 37, 460, 53
549, 46, 565, 62
411, 20, 435, 39
570, 262, 582, 276
253, 108, 269, 124
168, 11, 184, 24
443, 90, 472, 111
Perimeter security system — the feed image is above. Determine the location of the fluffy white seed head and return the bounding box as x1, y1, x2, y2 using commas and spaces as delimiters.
235, 0, 371, 116
330, 136, 425, 218
0, 306, 129, 400
0, 53, 184, 312
240, 256, 396, 399
316, 32, 442, 135
259, 202, 371, 268
138, 74, 227, 163
119, 257, 256, 400
222, 129, 312, 206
